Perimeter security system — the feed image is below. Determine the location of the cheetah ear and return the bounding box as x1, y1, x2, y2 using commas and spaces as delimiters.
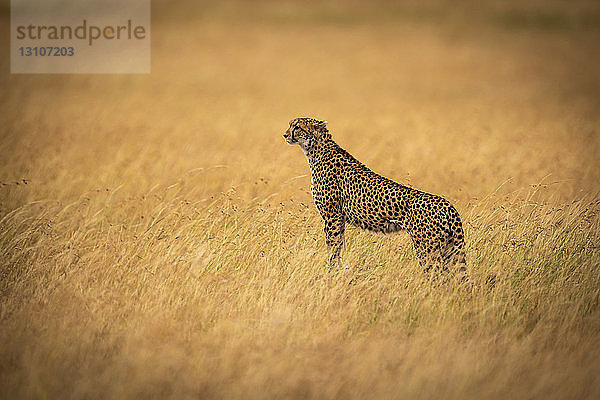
315, 120, 328, 130
316, 120, 331, 140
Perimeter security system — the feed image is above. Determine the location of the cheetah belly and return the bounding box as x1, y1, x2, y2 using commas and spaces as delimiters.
343, 194, 408, 234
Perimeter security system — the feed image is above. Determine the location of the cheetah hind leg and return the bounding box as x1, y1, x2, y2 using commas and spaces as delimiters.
413, 238, 445, 275
449, 260, 469, 284
417, 238, 468, 283
422, 258, 469, 286
442, 238, 469, 283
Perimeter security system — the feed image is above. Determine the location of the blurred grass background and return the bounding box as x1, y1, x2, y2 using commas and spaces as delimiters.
1, 1, 599, 399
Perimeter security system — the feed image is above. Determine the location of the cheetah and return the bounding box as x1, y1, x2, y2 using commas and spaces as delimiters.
283, 117, 467, 276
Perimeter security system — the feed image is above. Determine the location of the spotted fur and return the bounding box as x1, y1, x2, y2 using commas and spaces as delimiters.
283, 117, 467, 275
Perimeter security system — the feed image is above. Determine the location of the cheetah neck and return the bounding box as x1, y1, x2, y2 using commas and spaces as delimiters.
303, 140, 332, 165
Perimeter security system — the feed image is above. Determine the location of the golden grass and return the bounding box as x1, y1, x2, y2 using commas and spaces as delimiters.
1, 1, 600, 398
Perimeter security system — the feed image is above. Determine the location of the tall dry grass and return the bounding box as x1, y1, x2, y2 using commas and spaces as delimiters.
1, 1, 600, 399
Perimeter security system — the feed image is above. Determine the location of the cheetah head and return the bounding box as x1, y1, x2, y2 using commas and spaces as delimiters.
283, 117, 331, 151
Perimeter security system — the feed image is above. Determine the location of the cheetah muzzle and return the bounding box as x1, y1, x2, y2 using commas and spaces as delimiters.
283, 117, 467, 277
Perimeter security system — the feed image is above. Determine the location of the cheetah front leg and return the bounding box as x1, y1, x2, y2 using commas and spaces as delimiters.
323, 214, 345, 270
